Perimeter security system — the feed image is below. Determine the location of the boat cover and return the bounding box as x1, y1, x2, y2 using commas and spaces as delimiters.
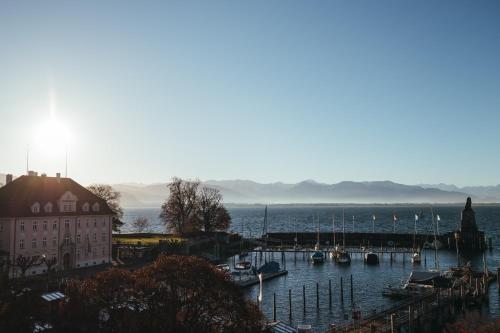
257, 261, 281, 274
408, 271, 440, 283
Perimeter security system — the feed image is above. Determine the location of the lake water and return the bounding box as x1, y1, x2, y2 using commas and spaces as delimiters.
123, 205, 500, 331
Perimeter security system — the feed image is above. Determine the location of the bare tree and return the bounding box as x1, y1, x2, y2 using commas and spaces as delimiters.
42, 255, 57, 290
160, 178, 200, 235
14, 255, 39, 279
196, 186, 231, 233
132, 216, 150, 233
87, 184, 124, 232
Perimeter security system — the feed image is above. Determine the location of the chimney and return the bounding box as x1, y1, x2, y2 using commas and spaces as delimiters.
41, 173, 47, 177
56, 173, 61, 183
6, 174, 13, 184
28, 170, 38, 177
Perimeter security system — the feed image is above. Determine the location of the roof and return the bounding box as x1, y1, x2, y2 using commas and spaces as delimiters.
267, 321, 297, 333
0, 175, 114, 218
408, 271, 441, 283
41, 291, 65, 302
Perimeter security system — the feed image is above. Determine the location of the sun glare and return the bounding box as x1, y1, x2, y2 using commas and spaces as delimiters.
35, 117, 71, 155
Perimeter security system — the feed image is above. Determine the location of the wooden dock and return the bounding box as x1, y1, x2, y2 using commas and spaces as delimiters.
330, 274, 493, 332
233, 270, 288, 288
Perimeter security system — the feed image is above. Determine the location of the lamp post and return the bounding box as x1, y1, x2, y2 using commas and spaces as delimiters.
454, 231, 461, 267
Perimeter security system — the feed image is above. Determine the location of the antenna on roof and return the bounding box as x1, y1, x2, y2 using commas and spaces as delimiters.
26, 144, 29, 175
65, 148, 68, 178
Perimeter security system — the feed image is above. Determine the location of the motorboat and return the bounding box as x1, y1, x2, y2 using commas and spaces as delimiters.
382, 282, 434, 299
234, 261, 252, 270
216, 264, 230, 272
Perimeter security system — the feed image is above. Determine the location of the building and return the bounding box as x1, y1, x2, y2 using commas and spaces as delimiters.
0, 173, 114, 277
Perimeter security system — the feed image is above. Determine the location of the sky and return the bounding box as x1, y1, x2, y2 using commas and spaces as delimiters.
1, 1, 499, 187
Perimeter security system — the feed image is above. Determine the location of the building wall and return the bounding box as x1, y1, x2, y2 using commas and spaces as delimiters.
7, 215, 112, 277
0, 218, 13, 254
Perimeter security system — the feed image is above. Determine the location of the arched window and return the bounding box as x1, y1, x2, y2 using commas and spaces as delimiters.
92, 202, 100, 212
82, 202, 90, 212
44, 202, 53, 213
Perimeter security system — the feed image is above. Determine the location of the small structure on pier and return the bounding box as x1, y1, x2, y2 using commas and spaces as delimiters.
455, 197, 485, 251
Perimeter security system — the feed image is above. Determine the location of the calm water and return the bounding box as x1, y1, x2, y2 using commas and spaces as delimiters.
123, 205, 500, 331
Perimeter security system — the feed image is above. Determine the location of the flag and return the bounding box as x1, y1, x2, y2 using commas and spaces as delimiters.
393, 214, 397, 221
372, 215, 376, 221
415, 214, 419, 221
437, 214, 441, 222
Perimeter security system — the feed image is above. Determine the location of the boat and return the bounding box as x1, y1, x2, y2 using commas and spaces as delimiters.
311, 214, 325, 264
216, 264, 230, 272
336, 249, 351, 264
234, 261, 252, 270
364, 251, 379, 265
382, 282, 434, 299
411, 252, 421, 264
311, 251, 325, 264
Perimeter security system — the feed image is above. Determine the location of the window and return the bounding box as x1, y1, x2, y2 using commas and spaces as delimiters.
53, 221, 57, 230
32, 239, 37, 249
64, 236, 70, 246
86, 220, 89, 228
31, 202, 40, 213
82, 203, 89, 212
20, 221, 25, 232
65, 220, 70, 229
77, 220, 80, 228
52, 237, 57, 247
33, 221, 38, 231
102, 247, 105, 255
44, 202, 52, 213
76, 235, 81, 244
42, 237, 47, 248
43, 221, 47, 230
19, 239, 24, 249
94, 219, 96, 227
92, 247, 97, 258
92, 203, 100, 212
102, 219, 106, 227
0, 224, 3, 232
93, 233, 97, 242
77, 250, 80, 260
101, 233, 106, 242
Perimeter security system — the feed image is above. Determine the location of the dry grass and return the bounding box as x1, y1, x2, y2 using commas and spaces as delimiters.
113, 235, 184, 246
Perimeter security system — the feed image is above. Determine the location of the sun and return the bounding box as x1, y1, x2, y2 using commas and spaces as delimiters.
35, 117, 71, 155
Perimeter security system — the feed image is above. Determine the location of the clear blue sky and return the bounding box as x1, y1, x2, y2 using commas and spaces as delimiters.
1, 1, 499, 186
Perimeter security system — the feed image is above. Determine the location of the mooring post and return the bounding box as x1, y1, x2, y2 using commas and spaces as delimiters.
350, 274, 354, 302
329, 279, 332, 308
273, 292, 276, 321
424, 251, 427, 267
497, 268, 500, 293
303, 284, 306, 313
289, 288, 292, 320
390, 313, 396, 333
340, 277, 344, 303
316, 282, 319, 309
408, 305, 413, 333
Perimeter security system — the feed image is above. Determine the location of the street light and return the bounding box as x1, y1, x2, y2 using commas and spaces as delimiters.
454, 231, 461, 267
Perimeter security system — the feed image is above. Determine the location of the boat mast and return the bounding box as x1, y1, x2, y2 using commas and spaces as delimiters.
316, 214, 320, 248
431, 207, 440, 271
333, 214, 336, 247
342, 209, 345, 249
263, 205, 268, 250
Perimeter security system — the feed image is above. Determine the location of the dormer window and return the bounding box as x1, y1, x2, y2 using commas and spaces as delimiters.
92, 202, 100, 212
58, 191, 77, 213
82, 202, 90, 212
31, 202, 40, 214
44, 202, 53, 213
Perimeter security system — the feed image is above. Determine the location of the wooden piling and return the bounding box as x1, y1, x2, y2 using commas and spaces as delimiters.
340, 277, 344, 303
390, 313, 395, 333
329, 279, 332, 308
303, 285, 306, 313
350, 274, 354, 302
316, 282, 319, 309
497, 268, 500, 292
273, 292, 276, 321
289, 289, 292, 320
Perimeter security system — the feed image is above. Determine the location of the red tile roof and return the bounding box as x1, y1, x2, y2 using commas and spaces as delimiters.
0, 176, 114, 218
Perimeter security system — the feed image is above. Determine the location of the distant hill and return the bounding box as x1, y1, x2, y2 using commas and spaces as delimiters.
114, 179, 475, 207
0, 173, 5, 187
420, 183, 500, 202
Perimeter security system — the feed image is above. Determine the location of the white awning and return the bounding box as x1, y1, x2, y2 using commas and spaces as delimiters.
41, 291, 65, 302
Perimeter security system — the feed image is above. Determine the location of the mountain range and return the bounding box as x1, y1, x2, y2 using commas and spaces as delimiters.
113, 179, 500, 207
2, 173, 500, 207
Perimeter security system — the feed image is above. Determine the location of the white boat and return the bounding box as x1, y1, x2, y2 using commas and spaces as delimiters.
411, 252, 421, 264
234, 261, 252, 270
382, 282, 434, 299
